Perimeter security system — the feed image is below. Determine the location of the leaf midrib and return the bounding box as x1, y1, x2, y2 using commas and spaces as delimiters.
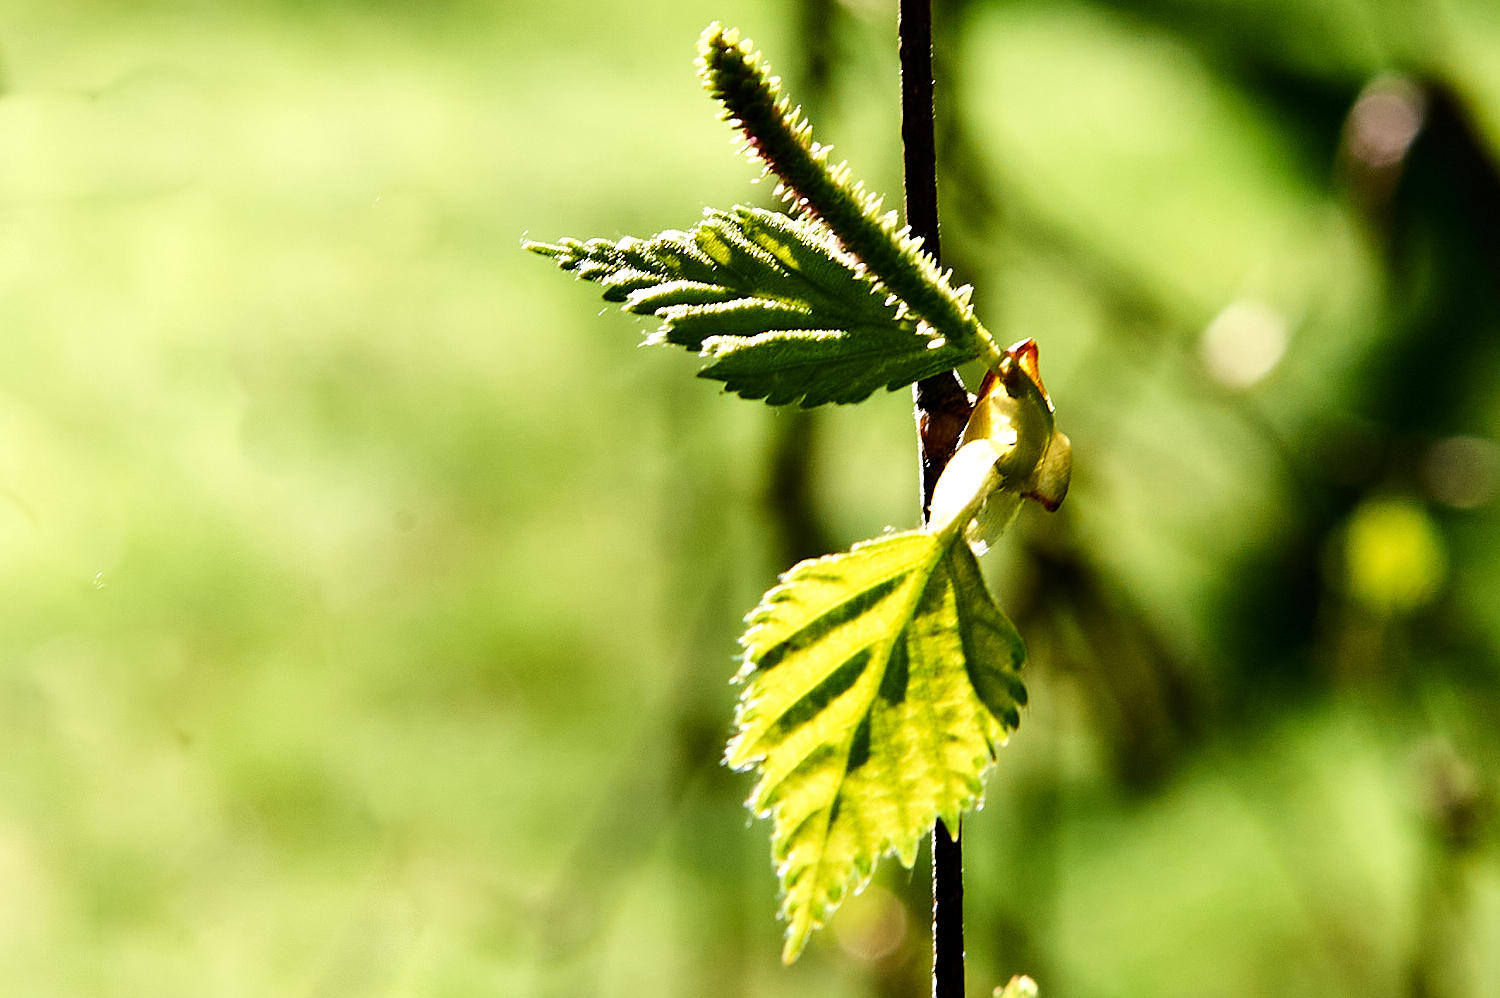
786, 533, 949, 946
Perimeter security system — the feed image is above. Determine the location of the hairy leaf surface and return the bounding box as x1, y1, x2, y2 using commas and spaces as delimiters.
729, 530, 1027, 961
526, 205, 973, 406
697, 23, 1004, 372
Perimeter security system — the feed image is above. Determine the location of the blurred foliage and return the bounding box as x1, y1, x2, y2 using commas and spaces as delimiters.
0, 1, 1497, 997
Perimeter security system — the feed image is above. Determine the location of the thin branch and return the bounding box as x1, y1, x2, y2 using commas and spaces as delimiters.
899, 1, 969, 995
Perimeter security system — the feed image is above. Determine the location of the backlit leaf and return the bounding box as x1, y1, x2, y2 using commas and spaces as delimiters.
729, 530, 1026, 962
526, 206, 971, 406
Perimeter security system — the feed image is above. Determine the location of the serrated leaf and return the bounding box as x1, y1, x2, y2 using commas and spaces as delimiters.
729, 529, 1027, 962
699, 325, 969, 406
526, 206, 970, 406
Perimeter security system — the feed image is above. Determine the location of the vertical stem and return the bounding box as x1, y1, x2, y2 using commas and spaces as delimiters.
900, 0, 941, 256
899, 1, 970, 996
931, 824, 965, 998
900, 2, 972, 524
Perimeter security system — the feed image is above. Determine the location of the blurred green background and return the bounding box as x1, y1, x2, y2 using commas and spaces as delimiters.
2, 0, 1498, 995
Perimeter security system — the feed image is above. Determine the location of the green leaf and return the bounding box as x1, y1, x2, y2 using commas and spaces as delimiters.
526, 206, 971, 406
728, 528, 1027, 962
697, 23, 1004, 372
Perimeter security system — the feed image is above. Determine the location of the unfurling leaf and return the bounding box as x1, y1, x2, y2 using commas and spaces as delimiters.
732, 340, 1070, 962
526, 206, 971, 406
932, 338, 1073, 554
730, 529, 1026, 962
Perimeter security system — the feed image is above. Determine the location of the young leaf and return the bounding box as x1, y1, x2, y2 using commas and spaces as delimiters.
526, 206, 972, 406
931, 339, 1073, 554
697, 23, 1005, 373
730, 340, 1070, 962
729, 529, 1027, 962
527, 23, 1011, 407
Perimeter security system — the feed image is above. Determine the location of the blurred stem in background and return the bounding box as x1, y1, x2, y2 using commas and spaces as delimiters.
760, 0, 839, 571
770, 6, 938, 994
534, 4, 851, 994
1409, 740, 1485, 998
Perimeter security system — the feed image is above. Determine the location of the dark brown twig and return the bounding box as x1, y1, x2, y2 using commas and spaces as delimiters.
899, 1, 971, 994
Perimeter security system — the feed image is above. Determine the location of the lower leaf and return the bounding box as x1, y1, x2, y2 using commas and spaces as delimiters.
729, 531, 1027, 962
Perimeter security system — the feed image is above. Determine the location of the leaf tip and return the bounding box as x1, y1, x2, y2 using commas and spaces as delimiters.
780, 914, 813, 964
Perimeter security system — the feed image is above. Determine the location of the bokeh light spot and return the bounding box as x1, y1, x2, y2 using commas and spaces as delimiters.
1340, 497, 1447, 614
1199, 299, 1288, 389
1346, 76, 1425, 170
832, 882, 909, 964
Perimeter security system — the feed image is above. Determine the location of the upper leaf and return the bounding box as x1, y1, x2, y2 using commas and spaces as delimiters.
527, 23, 1008, 408
526, 206, 972, 406
729, 528, 1027, 962
697, 23, 1004, 373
